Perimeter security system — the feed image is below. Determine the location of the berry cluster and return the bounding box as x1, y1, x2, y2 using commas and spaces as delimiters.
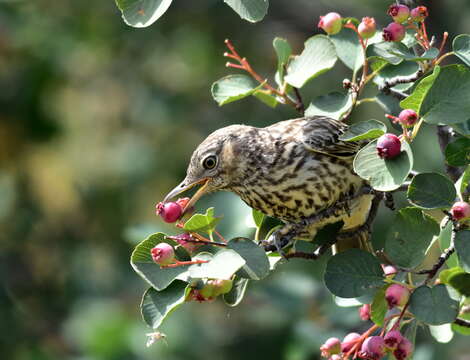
383, 4, 428, 42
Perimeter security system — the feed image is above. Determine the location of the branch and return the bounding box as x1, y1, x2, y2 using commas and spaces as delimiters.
454, 318, 470, 328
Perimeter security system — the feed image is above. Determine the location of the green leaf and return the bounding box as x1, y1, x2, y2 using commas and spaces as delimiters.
223, 0, 269, 23
366, 42, 406, 65
227, 238, 269, 280
353, 139, 413, 191
439, 266, 465, 284
448, 272, 470, 297
452, 312, 470, 336
141, 282, 187, 328
374, 61, 420, 91
188, 249, 245, 279
400, 65, 440, 112
445, 137, 470, 167
375, 93, 402, 116
115, 0, 173, 28
330, 28, 364, 72
409, 284, 459, 325
456, 165, 470, 200
252, 90, 278, 108
402, 65, 470, 125
285, 35, 337, 88
339, 119, 386, 142
273, 37, 291, 82
385, 207, 440, 268
455, 230, 470, 272
223, 277, 249, 306
183, 207, 221, 234
453, 34, 470, 67
252, 209, 265, 228
211, 75, 263, 106
429, 324, 454, 343
370, 285, 390, 326
438, 222, 459, 268
453, 120, 470, 136
324, 249, 384, 298
131, 233, 191, 291
305, 92, 352, 120
407, 172, 456, 209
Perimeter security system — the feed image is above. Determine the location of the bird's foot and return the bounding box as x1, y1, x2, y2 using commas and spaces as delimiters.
261, 226, 296, 258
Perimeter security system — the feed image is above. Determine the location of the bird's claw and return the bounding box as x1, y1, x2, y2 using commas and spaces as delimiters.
261, 233, 290, 259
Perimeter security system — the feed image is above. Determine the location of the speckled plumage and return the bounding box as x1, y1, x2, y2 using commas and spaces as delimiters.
168, 116, 373, 248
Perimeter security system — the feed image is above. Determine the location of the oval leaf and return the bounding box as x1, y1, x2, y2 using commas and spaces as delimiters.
141, 282, 187, 329
339, 119, 386, 142
409, 284, 459, 325
330, 28, 364, 72
407, 172, 456, 209
453, 34, 470, 67
183, 207, 221, 234
273, 37, 291, 82
223, 0, 269, 23
211, 75, 262, 106
305, 92, 352, 120
324, 249, 384, 298
455, 230, 470, 272
285, 35, 337, 88
223, 277, 249, 306
370, 284, 390, 326
353, 139, 413, 191
228, 237, 269, 280
385, 207, 440, 268
400, 65, 440, 113
456, 165, 470, 200
115, 0, 173, 28
188, 249, 245, 280
445, 137, 470, 167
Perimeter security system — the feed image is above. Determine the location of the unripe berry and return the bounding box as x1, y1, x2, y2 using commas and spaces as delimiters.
360, 336, 385, 360
320, 337, 341, 357
341, 332, 361, 353
394, 337, 413, 360
385, 284, 410, 309
318, 12, 342, 35
398, 109, 418, 127
387, 4, 410, 24
376, 134, 402, 159
211, 279, 233, 296
381, 264, 398, 276
358, 17, 376, 39
384, 330, 404, 349
359, 304, 371, 321
450, 201, 470, 221
156, 201, 182, 223
383, 22, 406, 42
151, 243, 175, 266
410, 6, 428, 22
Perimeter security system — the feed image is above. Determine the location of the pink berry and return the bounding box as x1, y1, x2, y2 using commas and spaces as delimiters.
359, 336, 385, 360
383, 22, 406, 42
330, 355, 342, 360
381, 264, 398, 276
376, 134, 402, 159
156, 201, 182, 223
394, 337, 413, 360
387, 4, 410, 23
410, 6, 428, 22
384, 330, 404, 349
318, 12, 342, 35
385, 284, 410, 309
450, 201, 470, 221
358, 17, 377, 39
176, 197, 190, 210
171, 233, 200, 253
320, 337, 341, 357
398, 109, 418, 127
359, 304, 371, 321
341, 333, 361, 353
151, 243, 175, 266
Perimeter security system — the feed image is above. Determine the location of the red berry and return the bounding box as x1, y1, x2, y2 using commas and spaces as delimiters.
318, 12, 342, 35
360, 336, 385, 360
341, 333, 361, 353
394, 337, 413, 360
151, 243, 175, 266
320, 337, 341, 357
359, 304, 371, 321
384, 330, 404, 349
387, 4, 410, 23
156, 201, 182, 223
398, 109, 418, 127
385, 284, 410, 309
376, 134, 402, 159
358, 17, 377, 39
383, 22, 406, 42
410, 6, 428, 22
450, 201, 470, 221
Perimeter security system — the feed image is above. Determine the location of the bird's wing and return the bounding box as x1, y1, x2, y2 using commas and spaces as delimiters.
301, 116, 362, 158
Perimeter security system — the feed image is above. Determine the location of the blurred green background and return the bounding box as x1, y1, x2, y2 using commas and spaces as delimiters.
1, 0, 470, 359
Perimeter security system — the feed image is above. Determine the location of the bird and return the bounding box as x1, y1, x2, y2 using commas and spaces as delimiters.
164, 116, 375, 254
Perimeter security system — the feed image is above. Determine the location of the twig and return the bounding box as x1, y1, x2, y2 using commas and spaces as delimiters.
454, 318, 470, 328
292, 87, 305, 115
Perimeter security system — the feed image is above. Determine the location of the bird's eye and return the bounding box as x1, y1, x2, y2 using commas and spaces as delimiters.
202, 155, 217, 170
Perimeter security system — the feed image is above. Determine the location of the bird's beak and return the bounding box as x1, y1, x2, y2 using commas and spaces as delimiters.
163, 178, 211, 213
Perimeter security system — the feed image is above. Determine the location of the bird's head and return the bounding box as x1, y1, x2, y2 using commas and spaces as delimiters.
163, 124, 250, 212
